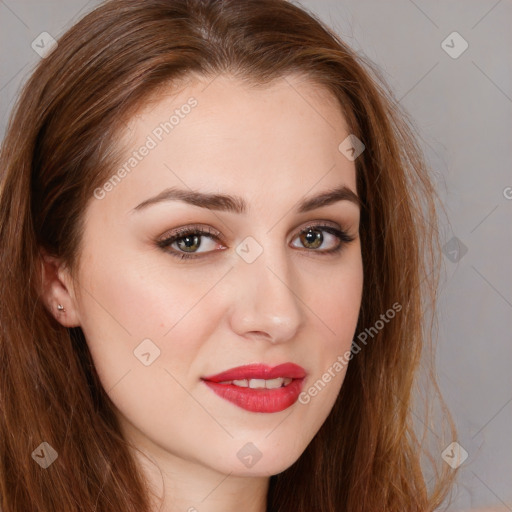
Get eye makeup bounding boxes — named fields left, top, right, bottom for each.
left=156, top=221, right=356, bottom=261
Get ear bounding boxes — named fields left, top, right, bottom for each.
left=39, top=248, right=81, bottom=327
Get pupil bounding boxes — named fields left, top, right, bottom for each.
left=304, top=229, right=322, bottom=248
left=180, top=235, right=199, bottom=252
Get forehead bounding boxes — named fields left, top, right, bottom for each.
left=99, top=74, right=357, bottom=215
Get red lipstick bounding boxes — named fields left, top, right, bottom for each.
left=202, top=363, right=306, bottom=413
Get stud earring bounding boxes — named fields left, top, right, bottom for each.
left=57, top=304, right=66, bottom=312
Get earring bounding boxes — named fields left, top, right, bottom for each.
left=57, top=304, right=66, bottom=312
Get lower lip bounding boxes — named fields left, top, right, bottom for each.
left=202, top=379, right=305, bottom=413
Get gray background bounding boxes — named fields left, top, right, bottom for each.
left=1, top=1, right=511, bottom=510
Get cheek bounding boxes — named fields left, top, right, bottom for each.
left=296, top=252, right=363, bottom=413
left=317, top=277, right=362, bottom=337
left=74, top=261, right=225, bottom=448
left=305, top=252, right=363, bottom=346
left=78, top=259, right=207, bottom=335
left=75, top=249, right=230, bottom=386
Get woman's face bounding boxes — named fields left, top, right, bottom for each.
left=69, top=74, right=363, bottom=478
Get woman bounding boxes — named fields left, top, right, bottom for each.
left=0, top=0, right=457, bottom=510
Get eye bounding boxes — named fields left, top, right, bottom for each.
left=157, top=222, right=355, bottom=260
left=156, top=225, right=225, bottom=260
left=290, top=223, right=355, bottom=254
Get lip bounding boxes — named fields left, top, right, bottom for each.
left=202, top=363, right=306, bottom=382
left=202, top=363, right=306, bottom=413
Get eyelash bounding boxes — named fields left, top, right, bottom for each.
left=156, top=223, right=355, bottom=261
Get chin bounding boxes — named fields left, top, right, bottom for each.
left=215, top=441, right=306, bottom=478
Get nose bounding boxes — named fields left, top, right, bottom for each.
left=227, top=243, right=305, bottom=344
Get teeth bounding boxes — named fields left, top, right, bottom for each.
left=262, top=377, right=288, bottom=389
left=249, top=378, right=266, bottom=389
left=220, top=377, right=293, bottom=389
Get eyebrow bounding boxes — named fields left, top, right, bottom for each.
left=131, top=184, right=360, bottom=214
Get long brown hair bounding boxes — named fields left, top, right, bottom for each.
left=0, top=0, right=457, bottom=510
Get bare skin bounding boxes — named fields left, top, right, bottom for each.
left=41, top=74, right=363, bottom=512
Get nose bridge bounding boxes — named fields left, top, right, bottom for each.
left=228, top=235, right=304, bottom=342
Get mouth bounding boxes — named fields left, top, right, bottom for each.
left=201, top=363, right=306, bottom=413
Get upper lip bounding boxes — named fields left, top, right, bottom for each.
left=202, top=363, right=306, bottom=382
